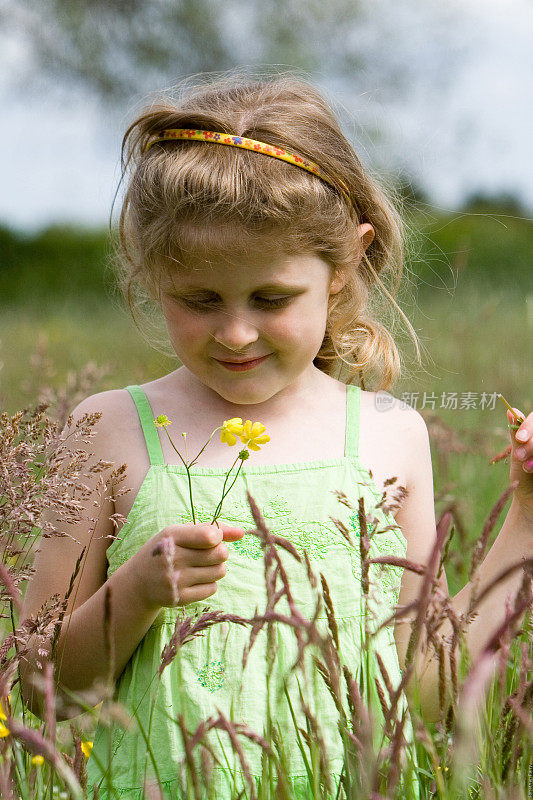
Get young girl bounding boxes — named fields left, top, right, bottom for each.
left=21, top=74, right=533, bottom=799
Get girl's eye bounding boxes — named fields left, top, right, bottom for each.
left=178, top=297, right=216, bottom=310
left=253, top=296, right=292, bottom=309
left=179, top=296, right=292, bottom=311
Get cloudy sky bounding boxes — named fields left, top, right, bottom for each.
left=2, top=0, right=532, bottom=231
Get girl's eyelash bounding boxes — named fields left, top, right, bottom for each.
left=255, top=296, right=293, bottom=308
left=180, top=296, right=292, bottom=310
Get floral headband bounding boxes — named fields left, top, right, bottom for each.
left=144, top=128, right=353, bottom=211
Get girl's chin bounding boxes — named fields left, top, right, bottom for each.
left=212, top=385, right=277, bottom=405
left=207, top=374, right=285, bottom=405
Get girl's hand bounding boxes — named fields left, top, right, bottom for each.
left=128, top=523, right=245, bottom=610
left=507, top=407, right=533, bottom=520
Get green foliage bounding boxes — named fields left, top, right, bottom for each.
left=0, top=225, right=113, bottom=305
left=409, top=206, right=533, bottom=293
left=1, top=206, right=531, bottom=310
left=3, top=0, right=238, bottom=99
left=0, top=274, right=531, bottom=798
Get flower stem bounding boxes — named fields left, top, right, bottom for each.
left=162, top=427, right=188, bottom=467
left=210, top=456, right=245, bottom=525
left=497, top=394, right=525, bottom=424
left=161, top=423, right=249, bottom=527
left=162, top=428, right=196, bottom=523
left=188, top=427, right=222, bottom=467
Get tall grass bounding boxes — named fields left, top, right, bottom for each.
left=1, top=207, right=531, bottom=796
left=2, top=282, right=530, bottom=545
left=0, top=364, right=531, bottom=799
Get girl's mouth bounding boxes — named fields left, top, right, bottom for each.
left=214, top=355, right=270, bottom=372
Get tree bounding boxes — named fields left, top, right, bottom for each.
left=5, top=0, right=370, bottom=100
left=5, top=0, right=237, bottom=98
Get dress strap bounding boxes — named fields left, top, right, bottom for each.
left=344, top=384, right=360, bottom=459
left=124, top=385, right=165, bottom=466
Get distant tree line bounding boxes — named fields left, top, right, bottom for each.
left=1, top=199, right=531, bottom=308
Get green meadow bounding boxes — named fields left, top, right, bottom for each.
left=0, top=205, right=532, bottom=798
left=1, top=206, right=532, bottom=594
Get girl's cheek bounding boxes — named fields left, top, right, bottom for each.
left=165, top=307, right=206, bottom=341
left=178, top=318, right=206, bottom=340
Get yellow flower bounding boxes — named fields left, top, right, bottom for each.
left=0, top=700, right=6, bottom=721
left=31, top=755, right=45, bottom=767
left=240, top=421, right=270, bottom=451
left=0, top=722, right=10, bottom=738
left=81, top=741, right=93, bottom=759
left=220, top=418, right=244, bottom=446
left=154, top=415, right=172, bottom=428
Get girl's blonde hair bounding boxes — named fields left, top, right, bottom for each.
left=116, top=70, right=421, bottom=391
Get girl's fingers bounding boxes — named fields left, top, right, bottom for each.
left=180, top=563, right=228, bottom=585
left=218, top=524, right=246, bottom=541
left=507, top=407, right=525, bottom=428
left=183, top=544, right=229, bottom=566
left=508, top=408, right=533, bottom=468
left=154, top=524, right=242, bottom=554
left=179, top=583, right=219, bottom=605
left=507, top=407, right=528, bottom=437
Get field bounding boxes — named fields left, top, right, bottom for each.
left=1, top=208, right=532, bottom=586
left=2, top=271, right=531, bottom=591
left=0, top=207, right=532, bottom=798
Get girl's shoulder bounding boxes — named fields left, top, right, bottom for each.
left=359, top=387, right=427, bottom=432
left=69, top=388, right=139, bottom=438
left=65, top=388, right=151, bottom=475
left=358, top=388, right=430, bottom=497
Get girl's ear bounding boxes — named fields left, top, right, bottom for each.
left=329, top=222, right=375, bottom=295
left=358, top=222, right=375, bottom=253
left=329, top=269, right=347, bottom=295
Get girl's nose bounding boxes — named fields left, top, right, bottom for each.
left=212, top=315, right=259, bottom=351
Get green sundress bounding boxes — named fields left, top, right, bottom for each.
left=86, top=383, right=420, bottom=799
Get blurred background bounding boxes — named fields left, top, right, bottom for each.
left=1, top=0, right=532, bottom=584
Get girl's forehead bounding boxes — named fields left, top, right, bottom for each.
left=158, top=220, right=331, bottom=289
left=171, top=219, right=286, bottom=257
left=163, top=250, right=327, bottom=289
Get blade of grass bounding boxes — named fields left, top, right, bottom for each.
left=283, top=682, right=313, bottom=785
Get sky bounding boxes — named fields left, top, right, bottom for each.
left=2, top=0, right=532, bottom=231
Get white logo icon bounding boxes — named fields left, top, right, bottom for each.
left=375, top=391, right=395, bottom=412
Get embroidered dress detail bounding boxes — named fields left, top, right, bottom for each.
left=87, top=383, right=420, bottom=799
left=197, top=660, right=227, bottom=693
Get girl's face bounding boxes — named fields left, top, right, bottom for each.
left=159, top=243, right=351, bottom=408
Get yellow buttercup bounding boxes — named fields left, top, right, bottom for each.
left=240, top=420, right=270, bottom=451
left=220, top=418, right=245, bottom=446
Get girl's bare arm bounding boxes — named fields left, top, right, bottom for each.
left=19, top=390, right=153, bottom=717
left=20, top=391, right=243, bottom=720
left=394, top=403, right=533, bottom=723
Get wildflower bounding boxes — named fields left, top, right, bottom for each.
left=0, top=700, right=6, bottom=721
left=0, top=722, right=9, bottom=738
left=220, top=418, right=244, bottom=446
left=154, top=414, right=172, bottom=428
left=31, top=755, right=45, bottom=766
left=240, top=420, right=270, bottom=451
left=81, top=740, right=93, bottom=758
